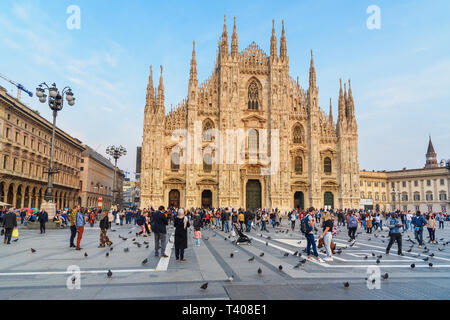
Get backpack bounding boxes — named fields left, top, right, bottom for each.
left=300, top=215, right=313, bottom=234
left=349, top=216, right=358, bottom=228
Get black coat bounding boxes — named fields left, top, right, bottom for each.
left=99, top=215, right=109, bottom=230
left=3, top=212, right=17, bottom=229
left=150, top=211, right=168, bottom=234
left=38, top=211, right=48, bottom=223
left=174, top=217, right=190, bottom=249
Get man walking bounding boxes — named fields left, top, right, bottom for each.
left=412, top=211, right=427, bottom=248
left=301, top=208, right=324, bottom=263
left=38, top=209, right=48, bottom=234
left=437, top=213, right=444, bottom=229
left=347, top=211, right=358, bottom=242
left=386, top=212, right=404, bottom=256
left=3, top=209, right=17, bottom=244
left=69, top=206, right=79, bottom=248
left=151, top=206, right=169, bottom=258
left=223, top=208, right=230, bottom=233
left=75, top=208, right=85, bottom=250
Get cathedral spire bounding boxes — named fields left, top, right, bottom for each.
left=280, top=20, right=287, bottom=61
left=145, top=65, right=154, bottom=110
left=190, top=40, right=197, bottom=81
left=329, top=98, right=334, bottom=124
left=157, top=65, right=164, bottom=110
left=221, top=14, right=228, bottom=57
left=231, top=16, right=238, bottom=58
left=347, top=79, right=355, bottom=119
left=338, top=78, right=346, bottom=123
left=270, top=19, right=277, bottom=59
left=309, top=49, right=316, bottom=88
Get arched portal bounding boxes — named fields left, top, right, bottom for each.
left=201, top=190, right=212, bottom=209
left=324, top=192, right=334, bottom=209
left=246, top=180, right=261, bottom=212
left=168, top=189, right=180, bottom=208
left=16, top=185, right=22, bottom=208
left=7, top=184, right=14, bottom=205
left=0, top=182, right=5, bottom=202
left=294, top=191, right=304, bottom=210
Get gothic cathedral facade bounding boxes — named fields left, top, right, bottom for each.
left=140, top=17, right=360, bottom=211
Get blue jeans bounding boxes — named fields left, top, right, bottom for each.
left=439, top=221, right=444, bottom=229
left=224, top=221, right=230, bottom=233
left=261, top=221, right=267, bottom=231
left=271, top=219, right=276, bottom=228
left=379, top=220, right=383, bottom=231
left=306, top=233, right=319, bottom=257
left=415, top=227, right=423, bottom=245
left=247, top=221, right=252, bottom=232
left=195, top=238, right=200, bottom=246
left=405, top=220, right=410, bottom=231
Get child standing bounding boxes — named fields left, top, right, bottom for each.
left=194, top=227, right=202, bottom=247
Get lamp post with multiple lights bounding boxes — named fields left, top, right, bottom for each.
left=391, top=188, right=401, bottom=212
left=106, top=145, right=127, bottom=208
left=35, top=83, right=75, bottom=216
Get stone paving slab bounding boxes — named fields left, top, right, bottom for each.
left=1, top=220, right=449, bottom=299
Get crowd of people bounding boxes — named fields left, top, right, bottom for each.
left=1, top=205, right=448, bottom=264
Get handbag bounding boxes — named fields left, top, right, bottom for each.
left=318, top=237, right=324, bottom=248
left=12, top=227, right=19, bottom=238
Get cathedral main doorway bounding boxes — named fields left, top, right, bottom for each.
left=168, top=189, right=180, bottom=208
left=201, top=190, right=212, bottom=209
left=324, top=192, right=334, bottom=209
left=246, top=180, right=261, bottom=212
left=294, top=191, right=304, bottom=210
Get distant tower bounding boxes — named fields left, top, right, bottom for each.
left=425, top=135, right=438, bottom=168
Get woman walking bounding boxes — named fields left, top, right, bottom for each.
left=426, top=214, right=436, bottom=244
left=98, top=211, right=113, bottom=247
left=366, top=213, right=373, bottom=234
left=319, top=212, right=334, bottom=261
left=174, top=209, right=190, bottom=262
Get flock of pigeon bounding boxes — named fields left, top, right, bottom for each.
left=27, top=221, right=449, bottom=292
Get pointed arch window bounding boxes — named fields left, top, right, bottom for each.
left=294, top=156, right=303, bottom=174
left=324, top=157, right=332, bottom=174
left=203, top=120, right=214, bottom=142
left=248, top=81, right=259, bottom=110
left=293, top=125, right=304, bottom=144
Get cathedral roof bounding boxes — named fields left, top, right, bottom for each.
left=241, top=42, right=268, bottom=66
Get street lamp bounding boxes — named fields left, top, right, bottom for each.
left=106, top=145, right=127, bottom=208
left=36, top=82, right=75, bottom=216
left=391, top=188, right=401, bottom=212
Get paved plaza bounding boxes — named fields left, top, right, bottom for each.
left=1, top=220, right=449, bottom=300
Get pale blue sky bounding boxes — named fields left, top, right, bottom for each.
left=1, top=0, right=449, bottom=177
